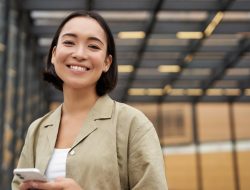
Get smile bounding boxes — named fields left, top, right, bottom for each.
left=67, top=65, right=90, bottom=72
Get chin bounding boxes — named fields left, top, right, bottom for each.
left=64, top=82, right=95, bottom=91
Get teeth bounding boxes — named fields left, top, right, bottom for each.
left=70, top=65, right=87, bottom=71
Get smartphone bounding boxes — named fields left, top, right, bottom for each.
left=13, top=168, right=47, bottom=182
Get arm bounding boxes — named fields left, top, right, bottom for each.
left=11, top=115, right=47, bottom=190
left=12, top=126, right=35, bottom=190
left=128, top=122, right=168, bottom=190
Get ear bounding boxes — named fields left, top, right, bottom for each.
left=51, top=46, right=57, bottom=65
left=103, top=55, right=112, bottom=72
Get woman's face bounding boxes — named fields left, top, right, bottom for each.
left=51, top=16, right=112, bottom=92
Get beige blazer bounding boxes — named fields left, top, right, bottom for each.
left=12, top=95, right=168, bottom=190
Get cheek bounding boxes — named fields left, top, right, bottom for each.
left=90, top=54, right=106, bottom=68
left=54, top=49, right=70, bottom=64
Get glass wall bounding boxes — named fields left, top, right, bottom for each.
left=131, top=102, right=250, bottom=190
left=0, top=0, right=7, bottom=187
left=0, top=0, right=48, bottom=189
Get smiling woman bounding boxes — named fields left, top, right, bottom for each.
left=12, top=11, right=168, bottom=190
left=43, top=11, right=117, bottom=96
left=50, top=16, right=112, bottom=93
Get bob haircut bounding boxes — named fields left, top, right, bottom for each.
left=43, top=11, right=117, bottom=96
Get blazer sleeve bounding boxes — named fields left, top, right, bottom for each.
left=11, top=121, right=37, bottom=190
left=128, top=121, right=168, bottom=190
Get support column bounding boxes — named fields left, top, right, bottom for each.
left=229, top=103, right=240, bottom=190
left=0, top=0, right=9, bottom=187
left=192, top=103, right=203, bottom=190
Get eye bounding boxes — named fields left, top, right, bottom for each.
left=88, top=44, right=100, bottom=50
left=63, top=40, right=75, bottom=46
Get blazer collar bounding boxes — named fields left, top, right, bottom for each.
left=90, top=95, right=114, bottom=120
left=41, top=95, right=114, bottom=151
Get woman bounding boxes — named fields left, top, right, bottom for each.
left=12, top=11, right=168, bottom=190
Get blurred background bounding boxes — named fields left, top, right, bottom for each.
left=0, top=0, right=250, bottom=189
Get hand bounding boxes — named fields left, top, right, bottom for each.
left=19, top=177, right=83, bottom=190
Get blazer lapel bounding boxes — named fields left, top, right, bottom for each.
left=71, top=95, right=114, bottom=149
left=45, top=105, right=62, bottom=152
left=36, top=105, right=62, bottom=174
left=71, top=118, right=97, bottom=149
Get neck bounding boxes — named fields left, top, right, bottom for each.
left=62, top=86, right=99, bottom=116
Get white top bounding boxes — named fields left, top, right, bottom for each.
left=45, top=148, right=70, bottom=181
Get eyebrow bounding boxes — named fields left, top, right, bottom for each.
left=62, top=33, right=77, bottom=38
left=61, top=33, right=104, bottom=45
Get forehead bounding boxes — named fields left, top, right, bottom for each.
left=60, top=16, right=107, bottom=42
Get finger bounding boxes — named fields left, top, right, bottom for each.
left=31, top=181, right=62, bottom=190
left=19, top=181, right=37, bottom=190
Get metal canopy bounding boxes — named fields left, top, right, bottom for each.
left=21, top=0, right=250, bottom=103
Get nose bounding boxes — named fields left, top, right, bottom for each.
left=72, top=45, right=87, bottom=60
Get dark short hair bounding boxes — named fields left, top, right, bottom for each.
left=43, top=11, right=117, bottom=96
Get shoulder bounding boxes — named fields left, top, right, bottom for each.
left=25, top=112, right=51, bottom=136
left=26, top=105, right=62, bottom=136
left=114, top=101, right=151, bottom=125
left=113, top=101, right=162, bottom=158
left=113, top=101, right=155, bottom=139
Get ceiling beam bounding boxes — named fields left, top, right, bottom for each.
left=196, top=38, right=250, bottom=102
left=86, top=0, right=93, bottom=11
left=22, top=0, right=87, bottom=10
left=158, top=0, right=236, bottom=103
left=121, top=0, right=164, bottom=102
left=31, top=22, right=250, bottom=38
left=161, top=0, right=249, bottom=11
left=230, top=78, right=250, bottom=102
left=202, top=38, right=250, bottom=90
left=22, top=0, right=151, bottom=11
left=31, top=26, right=57, bottom=36
left=23, top=0, right=250, bottom=11
left=162, top=0, right=219, bottom=11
